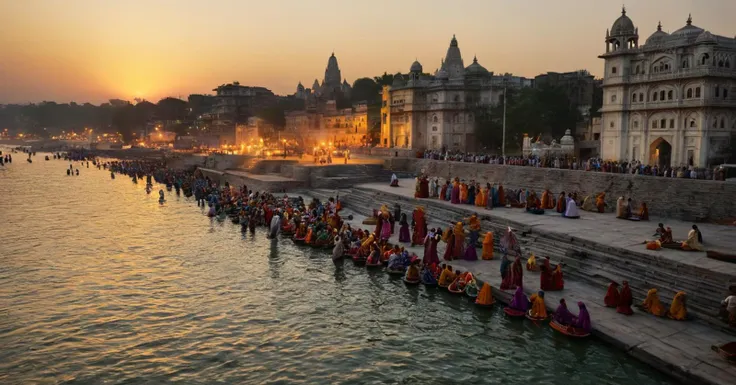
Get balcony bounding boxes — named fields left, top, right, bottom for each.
left=603, top=67, right=736, bottom=86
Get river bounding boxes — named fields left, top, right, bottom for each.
left=0, top=152, right=675, bottom=384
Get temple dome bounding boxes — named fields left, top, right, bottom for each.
left=671, top=15, right=703, bottom=38
left=645, top=22, right=668, bottom=45
left=436, top=67, right=449, bottom=80
left=392, top=73, right=405, bottom=87
left=410, top=60, right=423, bottom=73
left=465, top=56, right=489, bottom=76
left=560, top=129, right=575, bottom=147
left=611, top=8, right=635, bottom=36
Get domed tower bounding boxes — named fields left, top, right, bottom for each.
left=645, top=22, right=669, bottom=46
left=409, top=59, right=423, bottom=81
left=324, top=52, right=342, bottom=90
left=606, top=7, right=638, bottom=53
left=444, top=35, right=465, bottom=80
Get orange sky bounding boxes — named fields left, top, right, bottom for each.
left=0, top=0, right=733, bottom=104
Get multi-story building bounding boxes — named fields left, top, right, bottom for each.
left=235, top=117, right=274, bottom=148
left=285, top=101, right=375, bottom=148
left=379, top=35, right=532, bottom=151
left=599, top=8, right=736, bottom=167
left=206, top=82, right=276, bottom=145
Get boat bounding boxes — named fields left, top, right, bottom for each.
left=475, top=299, right=495, bottom=308
left=292, top=237, right=306, bottom=245
left=366, top=260, right=383, bottom=268
left=503, top=307, right=526, bottom=317
left=447, top=284, right=464, bottom=294
left=711, top=342, right=736, bottom=362
left=465, top=283, right=479, bottom=298
left=706, top=250, right=736, bottom=264
left=525, top=310, right=549, bottom=322
left=386, top=267, right=405, bottom=276
left=352, top=254, right=367, bottom=266
left=403, top=276, right=420, bottom=285
left=550, top=320, right=590, bottom=338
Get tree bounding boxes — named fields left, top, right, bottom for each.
left=351, top=77, right=381, bottom=105
left=257, top=106, right=285, bottom=130
left=373, top=72, right=394, bottom=87
left=156, top=97, right=187, bottom=122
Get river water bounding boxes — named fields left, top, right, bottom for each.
left=0, top=153, right=675, bottom=385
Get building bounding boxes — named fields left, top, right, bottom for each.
left=235, top=117, right=274, bottom=148
left=285, top=101, right=375, bottom=148
left=205, top=82, right=276, bottom=145
left=294, top=53, right=352, bottom=104
left=599, top=8, right=736, bottom=167
left=379, top=35, right=531, bottom=151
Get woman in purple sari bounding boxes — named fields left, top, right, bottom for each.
left=509, top=287, right=529, bottom=311
left=463, top=237, right=478, bottom=261
left=450, top=179, right=460, bottom=204
left=575, top=302, right=592, bottom=333
left=553, top=298, right=576, bottom=326
left=398, top=213, right=411, bottom=243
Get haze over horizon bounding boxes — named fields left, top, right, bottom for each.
left=1, top=0, right=732, bottom=105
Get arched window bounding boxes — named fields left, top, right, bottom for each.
left=682, top=59, right=689, bottom=69
left=720, top=119, right=725, bottom=129
left=687, top=88, right=693, bottom=98
left=695, top=87, right=701, bottom=98
left=653, top=92, right=658, bottom=101
left=611, top=94, right=617, bottom=103
left=669, top=119, right=674, bottom=128
left=660, top=119, right=666, bottom=128
left=668, top=90, right=673, bottom=100
left=726, top=60, right=731, bottom=68
left=633, top=120, right=639, bottom=128
left=639, top=93, right=644, bottom=101
left=612, top=66, right=618, bottom=74
left=690, top=120, right=696, bottom=128
left=432, top=115, right=438, bottom=123
left=701, top=54, right=710, bottom=65
left=724, top=89, right=729, bottom=99
left=632, top=93, right=637, bottom=102
left=716, top=86, right=720, bottom=97
left=664, top=64, right=669, bottom=71
left=660, top=90, right=665, bottom=100
left=719, top=61, right=724, bottom=68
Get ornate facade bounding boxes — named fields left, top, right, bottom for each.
left=379, top=35, right=525, bottom=151
left=285, top=101, right=374, bottom=148
left=599, top=8, right=736, bottom=167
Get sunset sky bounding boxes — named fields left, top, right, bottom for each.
left=1, top=0, right=733, bottom=104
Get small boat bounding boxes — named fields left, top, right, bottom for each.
left=550, top=320, right=590, bottom=338
left=526, top=310, right=549, bottom=322
left=711, top=342, right=736, bottom=362
left=292, top=237, right=306, bottom=245
left=707, top=250, right=736, bottom=264
left=366, top=260, right=383, bottom=268
left=475, top=300, right=495, bottom=308
left=352, top=254, right=367, bottom=266
left=403, top=276, right=420, bottom=285
left=465, top=283, right=479, bottom=298
left=438, top=281, right=450, bottom=289
left=503, top=307, right=526, bottom=317
left=447, top=285, right=464, bottom=294
left=386, top=267, right=405, bottom=276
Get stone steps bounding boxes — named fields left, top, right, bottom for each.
left=336, top=187, right=735, bottom=332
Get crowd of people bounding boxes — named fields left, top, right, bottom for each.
left=420, top=150, right=726, bottom=181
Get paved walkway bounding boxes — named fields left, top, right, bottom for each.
left=357, top=180, right=736, bottom=277
left=327, top=188, right=736, bottom=385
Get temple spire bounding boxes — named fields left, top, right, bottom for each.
left=657, top=21, right=662, bottom=31
left=687, top=14, right=692, bottom=25
left=621, top=5, right=626, bottom=15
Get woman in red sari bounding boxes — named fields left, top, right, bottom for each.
left=550, top=264, right=564, bottom=290
left=540, top=257, right=553, bottom=291
left=510, top=256, right=523, bottom=289
left=442, top=227, right=455, bottom=261
left=604, top=281, right=620, bottom=307
left=616, top=280, right=634, bottom=315
left=411, top=207, right=427, bottom=246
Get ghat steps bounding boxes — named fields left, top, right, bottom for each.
left=309, top=186, right=735, bottom=333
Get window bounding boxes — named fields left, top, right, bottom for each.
left=611, top=94, right=617, bottom=103
left=660, top=119, right=666, bottom=129
left=690, top=120, right=696, bottom=128
left=612, top=66, right=617, bottom=74
left=632, top=93, right=637, bottom=102
left=610, top=121, right=614, bottom=128
left=660, top=90, right=665, bottom=100
left=633, top=120, right=639, bottom=128
left=701, top=54, right=710, bottom=65
left=640, top=93, right=644, bottom=101
left=652, top=120, right=658, bottom=128
left=635, top=65, right=640, bottom=74
left=653, top=92, right=658, bottom=101
left=593, top=133, right=600, bottom=140
left=726, top=60, right=731, bottom=68
left=724, top=89, right=729, bottom=99
left=432, top=126, right=438, bottom=132
left=670, top=119, right=674, bottom=128
left=719, top=61, right=724, bottom=68
left=721, top=119, right=725, bottom=129
left=695, top=87, right=701, bottom=97
left=668, top=90, right=673, bottom=100
left=453, top=95, right=460, bottom=102
left=716, top=86, right=720, bottom=97
left=432, top=115, right=438, bottom=123
left=682, top=59, right=689, bottom=69
left=687, top=88, right=693, bottom=98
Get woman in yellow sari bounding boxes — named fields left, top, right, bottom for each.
left=452, top=222, right=465, bottom=258
left=475, top=282, right=495, bottom=306
left=474, top=184, right=485, bottom=207
left=481, top=232, right=494, bottom=260
left=529, top=291, right=548, bottom=318
left=526, top=253, right=538, bottom=271
left=668, top=291, right=687, bottom=320
left=642, top=288, right=667, bottom=317
left=438, top=265, right=456, bottom=287
left=460, top=182, right=469, bottom=203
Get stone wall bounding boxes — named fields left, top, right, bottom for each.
left=385, top=158, right=736, bottom=222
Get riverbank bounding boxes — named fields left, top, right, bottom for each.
left=314, top=182, right=736, bottom=385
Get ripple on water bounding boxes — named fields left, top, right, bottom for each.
left=0, top=156, right=676, bottom=385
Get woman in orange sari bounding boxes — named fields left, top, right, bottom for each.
left=642, top=288, right=667, bottom=317
left=639, top=202, right=649, bottom=221
left=482, top=184, right=491, bottom=207
left=474, top=183, right=485, bottom=207
left=459, top=182, right=469, bottom=204
left=556, top=192, right=566, bottom=214
left=541, top=189, right=551, bottom=210
left=595, top=192, right=606, bottom=213
left=411, top=206, right=427, bottom=246
left=452, top=222, right=465, bottom=259
left=481, top=232, right=494, bottom=260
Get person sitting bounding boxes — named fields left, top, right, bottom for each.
left=526, top=253, right=538, bottom=271
left=551, top=264, right=565, bottom=290
left=437, top=265, right=456, bottom=287
left=528, top=291, right=548, bottom=319
left=475, top=282, right=495, bottom=306
left=553, top=298, right=576, bottom=326
left=641, top=288, right=667, bottom=317
left=616, top=280, right=634, bottom=315
left=420, top=265, right=438, bottom=285
left=667, top=291, right=687, bottom=320
left=681, top=225, right=704, bottom=251
left=604, top=281, right=620, bottom=308
left=449, top=271, right=471, bottom=292
left=556, top=191, right=567, bottom=214
left=508, top=287, right=529, bottom=312
left=525, top=191, right=545, bottom=214
left=615, top=196, right=626, bottom=219
left=574, top=302, right=592, bottom=334
left=366, top=244, right=381, bottom=265
left=721, top=288, right=736, bottom=327
left=390, top=173, right=399, bottom=187
left=563, top=194, right=580, bottom=219
left=405, top=260, right=420, bottom=281
left=595, top=192, right=606, bottom=213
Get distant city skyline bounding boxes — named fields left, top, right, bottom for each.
left=1, top=0, right=733, bottom=104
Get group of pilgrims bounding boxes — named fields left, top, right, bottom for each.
left=391, top=174, right=709, bottom=253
